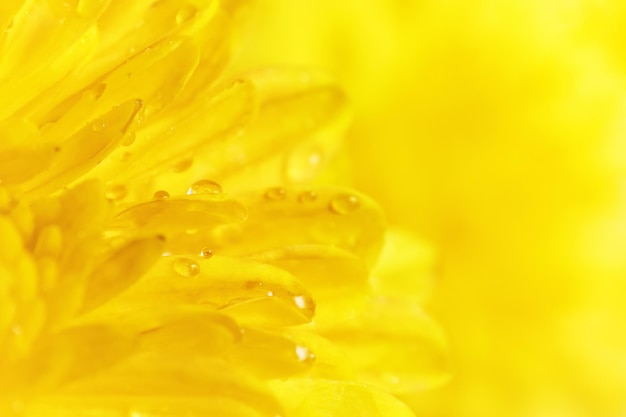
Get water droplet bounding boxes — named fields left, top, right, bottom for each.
left=105, top=184, right=127, bottom=201
left=293, top=295, right=307, bottom=309
left=120, top=151, right=132, bottom=162
left=90, top=83, right=107, bottom=101
left=176, top=5, right=198, bottom=25
left=267, top=290, right=274, bottom=297
left=264, top=187, right=286, bottom=200
left=295, top=345, right=316, bottom=363
left=121, top=132, right=135, bottom=147
left=92, top=119, right=106, bottom=131
left=200, top=247, right=213, bottom=258
left=171, top=158, right=193, bottom=173
left=187, top=179, right=222, bottom=195
left=153, top=190, right=170, bottom=200
left=329, top=193, right=360, bottom=215
left=172, top=257, right=200, bottom=277
left=297, top=190, right=318, bottom=203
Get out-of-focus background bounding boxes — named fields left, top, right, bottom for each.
left=231, top=2, right=626, bottom=416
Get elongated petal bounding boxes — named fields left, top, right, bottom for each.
left=0, top=325, right=135, bottom=397
left=203, top=186, right=385, bottom=268
left=91, top=255, right=315, bottom=327
left=270, top=378, right=416, bottom=417
left=81, top=235, right=165, bottom=313
left=23, top=99, right=143, bottom=195
left=320, top=297, right=450, bottom=394
left=41, top=357, right=284, bottom=417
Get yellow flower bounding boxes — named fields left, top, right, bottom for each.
left=0, top=1, right=446, bottom=416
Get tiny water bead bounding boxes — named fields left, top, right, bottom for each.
left=172, top=257, right=200, bottom=277
left=295, top=345, right=316, bottom=364
left=293, top=295, right=308, bottom=309
left=297, top=190, right=318, bottom=203
left=329, top=193, right=360, bottom=215
left=121, top=131, right=135, bottom=146
left=264, top=187, right=286, bottom=200
left=152, top=190, right=170, bottom=200
left=90, top=83, right=107, bottom=101
left=105, top=184, right=127, bottom=201
left=187, top=179, right=222, bottom=195
left=200, top=247, right=213, bottom=258
left=91, top=119, right=106, bottom=131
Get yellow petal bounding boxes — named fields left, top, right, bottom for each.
left=246, top=244, right=370, bottom=324
left=230, top=326, right=315, bottom=379
left=270, top=378, right=416, bottom=417
left=371, top=228, right=438, bottom=304
left=209, top=186, right=385, bottom=269
left=320, top=297, right=450, bottom=394
left=43, top=357, right=284, bottom=417
left=81, top=234, right=165, bottom=314
left=23, top=99, right=143, bottom=195
left=218, top=68, right=351, bottom=191
left=1, top=324, right=135, bottom=397
left=92, top=255, right=315, bottom=327
left=108, top=77, right=257, bottom=199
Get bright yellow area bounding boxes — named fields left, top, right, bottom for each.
left=232, top=1, right=626, bottom=416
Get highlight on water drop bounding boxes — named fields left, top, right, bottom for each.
left=153, top=190, right=170, bottom=200
left=105, top=184, right=127, bottom=201
left=295, top=345, right=316, bottom=364
left=172, top=257, right=200, bottom=277
left=329, top=193, right=360, bottom=215
left=187, top=179, right=223, bottom=195
left=297, top=190, right=318, bottom=204
left=200, top=247, right=213, bottom=258
left=264, top=186, right=286, bottom=200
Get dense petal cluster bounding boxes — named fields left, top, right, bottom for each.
left=0, top=1, right=446, bottom=416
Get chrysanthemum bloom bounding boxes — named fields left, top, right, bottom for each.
left=0, top=1, right=447, bottom=416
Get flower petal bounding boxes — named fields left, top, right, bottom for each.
left=37, top=357, right=284, bottom=417
left=90, top=255, right=315, bottom=327
left=270, top=378, right=416, bottom=417
left=320, top=297, right=450, bottom=394
left=81, top=234, right=165, bottom=314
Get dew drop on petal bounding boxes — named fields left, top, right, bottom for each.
left=199, top=247, right=213, bottom=258
left=153, top=190, right=170, bottom=200
left=172, top=257, right=200, bottom=277
left=297, top=190, right=318, bottom=204
left=293, top=295, right=308, bottom=309
left=329, top=193, right=360, bottom=215
left=264, top=187, right=286, bottom=200
left=91, top=119, right=106, bottom=131
left=105, top=184, right=127, bottom=201
left=90, top=83, right=107, bottom=101
left=295, top=345, right=316, bottom=364
left=121, top=132, right=136, bottom=147
left=187, top=179, right=222, bottom=195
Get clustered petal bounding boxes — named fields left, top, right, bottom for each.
left=0, top=1, right=446, bottom=416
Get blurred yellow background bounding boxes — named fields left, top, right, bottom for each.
left=231, top=1, right=626, bottom=416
